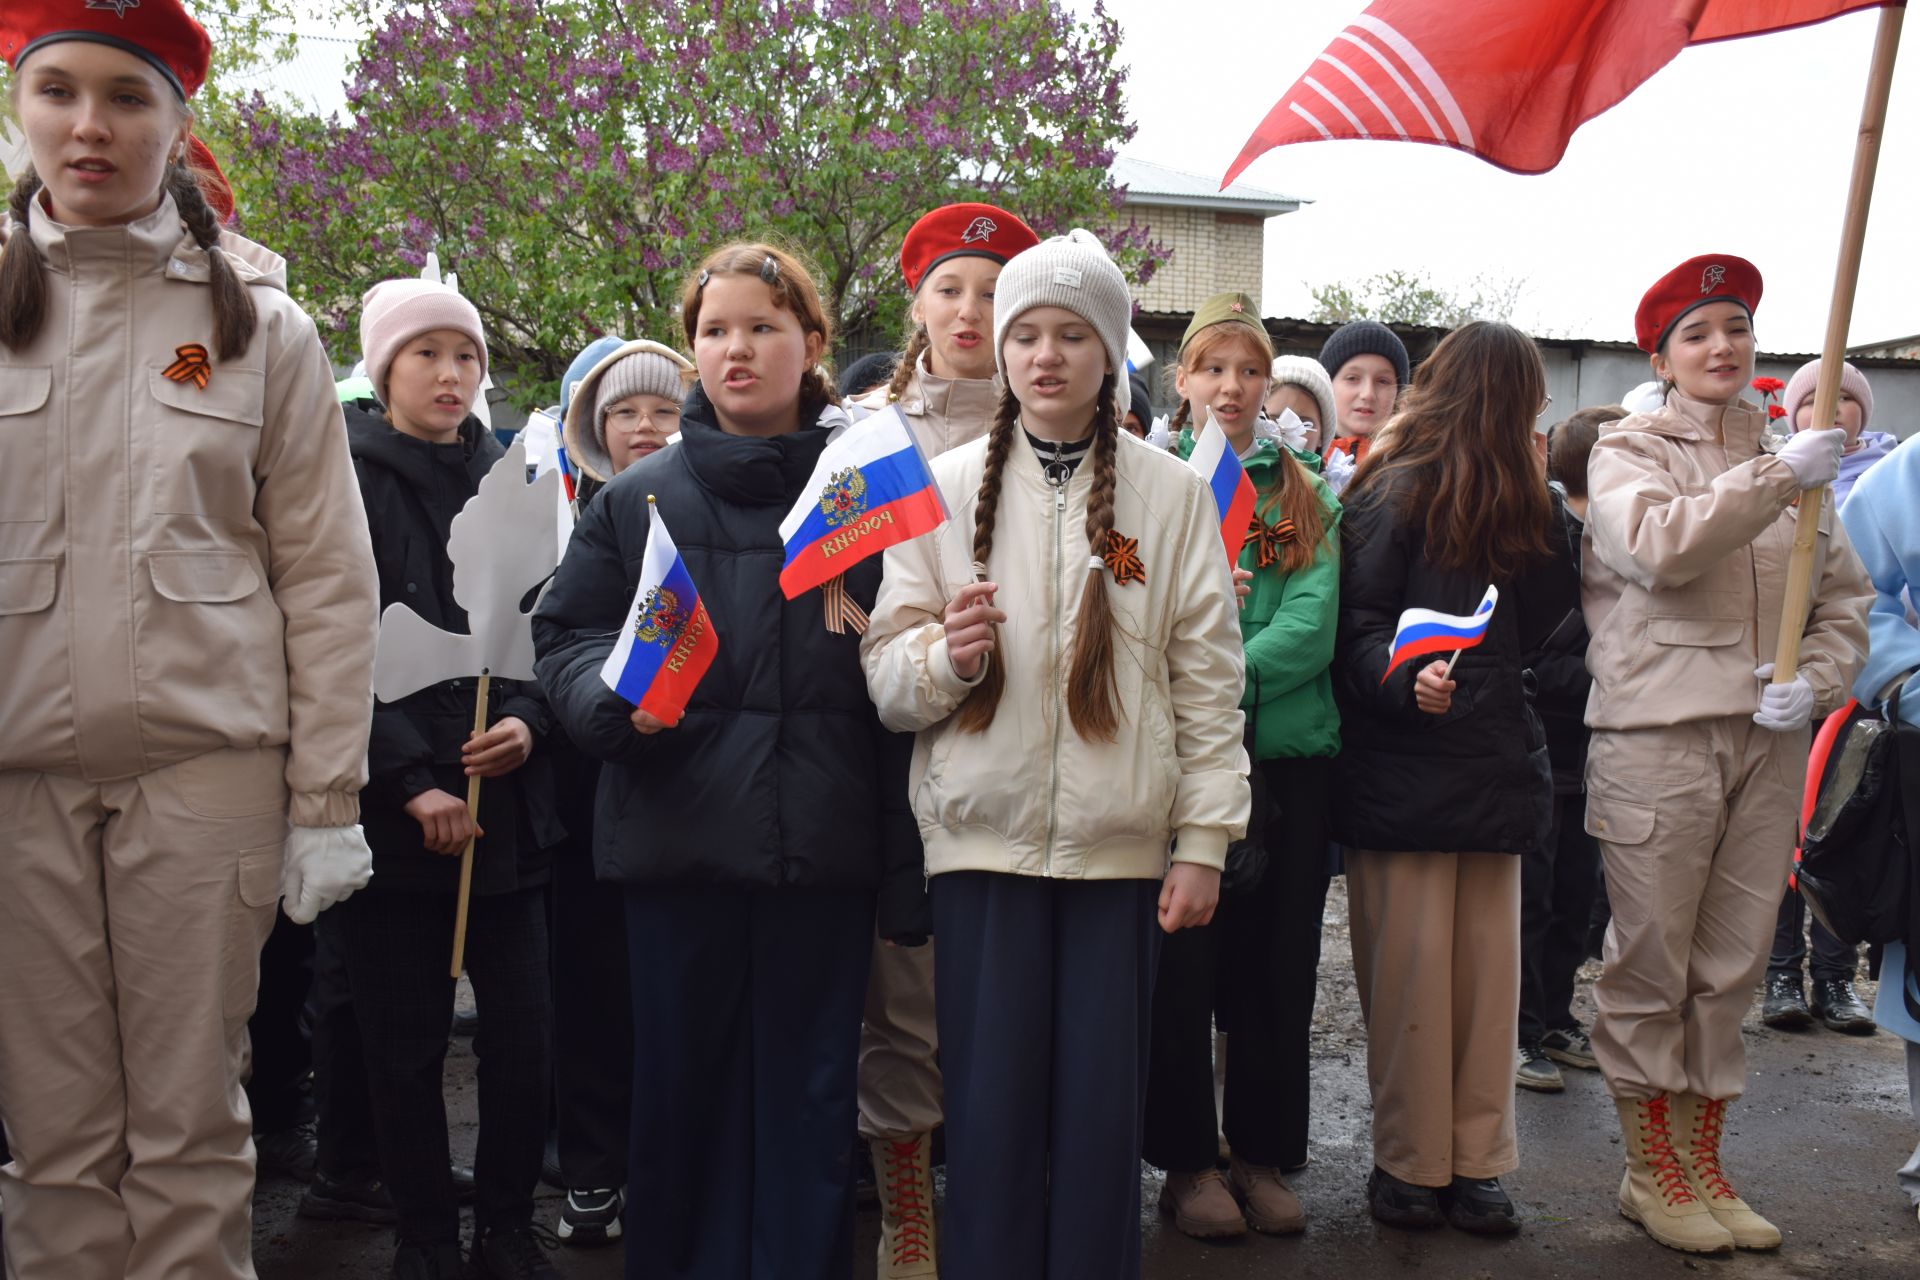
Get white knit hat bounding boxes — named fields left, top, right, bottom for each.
left=1269, top=355, right=1337, bottom=438
left=992, top=228, right=1134, bottom=416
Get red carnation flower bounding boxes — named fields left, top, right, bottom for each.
left=1768, top=404, right=1787, bottom=420
left=1751, top=376, right=1786, bottom=395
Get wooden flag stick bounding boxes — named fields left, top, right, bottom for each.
left=1774, top=2, right=1902, bottom=684
left=449, top=670, right=490, bottom=978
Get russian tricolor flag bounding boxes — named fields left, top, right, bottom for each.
left=1186, top=411, right=1258, bottom=564
left=778, top=407, right=949, bottom=599
left=1381, top=585, right=1500, bottom=684
left=600, top=498, right=718, bottom=721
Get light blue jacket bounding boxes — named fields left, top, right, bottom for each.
left=1839, top=432, right=1920, bottom=724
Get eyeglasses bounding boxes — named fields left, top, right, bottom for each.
left=1538, top=394, right=1554, bottom=418
left=608, top=406, right=680, bottom=428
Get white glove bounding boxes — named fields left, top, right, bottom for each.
left=1324, top=446, right=1356, bottom=495
left=1775, top=427, right=1844, bottom=489
left=281, top=824, right=374, bottom=924
left=1752, top=663, right=1815, bottom=733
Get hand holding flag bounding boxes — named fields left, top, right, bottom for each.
left=601, top=497, right=718, bottom=724
left=1186, top=409, right=1259, bottom=565
left=1382, top=584, right=1499, bottom=685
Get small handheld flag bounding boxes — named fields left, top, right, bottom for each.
left=600, top=497, right=718, bottom=721
left=778, top=406, right=949, bottom=599
left=1186, top=409, right=1258, bottom=565
left=1382, top=584, right=1499, bottom=684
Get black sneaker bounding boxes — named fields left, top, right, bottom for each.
left=1811, top=978, right=1876, bottom=1034
left=1540, top=1025, right=1598, bottom=1071
left=1437, top=1176, right=1521, bottom=1236
left=1760, top=973, right=1813, bottom=1030
left=300, top=1169, right=398, bottom=1224
left=1515, top=1041, right=1564, bottom=1093
left=557, top=1188, right=623, bottom=1247
left=254, top=1123, right=318, bottom=1181
left=1366, top=1166, right=1445, bottom=1230
left=391, top=1242, right=465, bottom=1279
left=471, top=1224, right=563, bottom=1279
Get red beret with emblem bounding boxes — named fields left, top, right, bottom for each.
left=2, top=0, right=212, bottom=100
left=900, top=202, right=1040, bottom=294
left=1635, top=254, right=1763, bottom=354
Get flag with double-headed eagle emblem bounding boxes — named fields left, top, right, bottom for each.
left=777, top=406, right=949, bottom=599
left=601, top=497, right=717, bottom=720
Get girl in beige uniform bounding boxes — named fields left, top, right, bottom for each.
left=1582, top=254, right=1869, bottom=1255
left=0, top=5, right=378, bottom=1277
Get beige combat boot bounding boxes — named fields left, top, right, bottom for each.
left=1613, top=1093, right=1734, bottom=1254
left=1674, top=1092, right=1781, bottom=1250
left=1159, top=1168, right=1247, bottom=1238
left=871, top=1134, right=938, bottom=1278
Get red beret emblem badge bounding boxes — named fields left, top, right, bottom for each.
left=1700, top=264, right=1726, bottom=294
left=961, top=217, right=997, bottom=244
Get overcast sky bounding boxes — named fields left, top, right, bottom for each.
left=1079, top=0, right=1918, bottom=353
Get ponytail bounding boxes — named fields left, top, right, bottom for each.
left=0, top=169, right=49, bottom=352
left=167, top=163, right=256, bottom=360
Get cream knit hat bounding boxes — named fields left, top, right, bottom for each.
left=992, top=228, right=1134, bottom=416
left=1269, top=355, right=1337, bottom=437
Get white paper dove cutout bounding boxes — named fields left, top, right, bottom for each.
left=373, top=440, right=562, bottom=701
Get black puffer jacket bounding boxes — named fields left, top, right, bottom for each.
left=1522, top=493, right=1592, bottom=795
left=1330, top=471, right=1574, bottom=855
left=347, top=401, right=562, bottom=895
left=532, top=386, right=927, bottom=940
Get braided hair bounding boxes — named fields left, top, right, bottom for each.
left=0, top=169, right=48, bottom=353
left=884, top=326, right=932, bottom=403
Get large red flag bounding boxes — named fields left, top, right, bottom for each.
left=1223, top=0, right=1895, bottom=183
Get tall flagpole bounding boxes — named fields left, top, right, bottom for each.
left=1774, top=2, right=1903, bottom=683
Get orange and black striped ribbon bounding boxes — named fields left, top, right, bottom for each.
left=163, top=343, right=212, bottom=389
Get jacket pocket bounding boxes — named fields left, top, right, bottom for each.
left=0, top=556, right=57, bottom=615
left=0, top=364, right=51, bottom=523
left=148, top=365, right=265, bottom=522
left=1646, top=616, right=1743, bottom=647
left=148, top=549, right=262, bottom=603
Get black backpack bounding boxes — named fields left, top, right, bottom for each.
left=1796, top=686, right=1920, bottom=957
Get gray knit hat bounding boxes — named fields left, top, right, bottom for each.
left=562, top=339, right=695, bottom=482
left=1269, top=355, right=1337, bottom=437
left=595, top=350, right=688, bottom=433
left=992, top=228, right=1134, bottom=416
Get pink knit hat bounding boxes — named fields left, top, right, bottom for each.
left=359, top=279, right=488, bottom=404
left=1782, top=358, right=1872, bottom=430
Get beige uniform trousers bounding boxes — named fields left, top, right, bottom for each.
left=1586, top=716, right=1806, bottom=1102
left=856, top=930, right=943, bottom=1141
left=0, top=747, right=286, bottom=1280
left=1347, top=850, right=1521, bottom=1186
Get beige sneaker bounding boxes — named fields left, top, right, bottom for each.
left=1673, top=1093, right=1781, bottom=1250
left=1158, top=1168, right=1247, bottom=1238
left=870, top=1134, right=937, bottom=1278
left=1613, top=1094, right=1733, bottom=1254
left=1227, top=1155, right=1305, bottom=1234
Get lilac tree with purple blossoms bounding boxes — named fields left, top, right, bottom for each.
left=204, top=0, right=1165, bottom=402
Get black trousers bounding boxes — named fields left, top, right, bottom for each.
left=1143, top=756, right=1330, bottom=1173
left=1768, top=883, right=1858, bottom=982
left=623, top=885, right=873, bottom=1280
left=549, top=838, right=631, bottom=1191
left=1518, top=790, right=1603, bottom=1044
left=245, top=911, right=315, bottom=1134
left=310, top=905, right=379, bottom=1179
left=331, top=886, right=551, bottom=1248
left=933, top=871, right=1162, bottom=1280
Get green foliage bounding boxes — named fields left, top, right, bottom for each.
left=1309, top=268, right=1523, bottom=329
left=196, top=0, right=1163, bottom=407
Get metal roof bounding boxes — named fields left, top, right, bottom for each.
left=1110, top=155, right=1306, bottom=217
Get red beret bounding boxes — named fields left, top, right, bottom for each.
left=900, top=203, right=1039, bottom=294
left=2, top=0, right=212, bottom=100
left=1635, top=254, right=1763, bottom=354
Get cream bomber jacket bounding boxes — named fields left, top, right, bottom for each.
left=862, top=429, right=1251, bottom=880
left=0, top=195, right=379, bottom=826
left=1582, top=390, right=1871, bottom=731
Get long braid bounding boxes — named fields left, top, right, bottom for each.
left=168, top=164, right=257, bottom=360
left=1065, top=376, right=1121, bottom=741
left=1168, top=398, right=1191, bottom=439
left=953, top=387, right=1020, bottom=735
left=885, top=327, right=931, bottom=403
left=0, top=168, right=50, bottom=352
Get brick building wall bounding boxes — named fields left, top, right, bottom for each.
left=1120, top=206, right=1267, bottom=315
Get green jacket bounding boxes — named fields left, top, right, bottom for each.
left=1176, top=429, right=1342, bottom=761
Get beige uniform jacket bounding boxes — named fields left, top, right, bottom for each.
left=848, top=352, right=1003, bottom=457
left=0, top=195, right=379, bottom=827
left=1581, top=390, right=1870, bottom=731
left=862, top=430, right=1251, bottom=880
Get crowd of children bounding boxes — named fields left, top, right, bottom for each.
left=4, top=5, right=1920, bottom=1280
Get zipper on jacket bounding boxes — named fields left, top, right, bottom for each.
left=1044, top=478, right=1067, bottom=876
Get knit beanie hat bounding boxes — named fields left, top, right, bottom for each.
left=1269, top=355, right=1337, bottom=436
left=1782, top=358, right=1873, bottom=430
left=360, top=279, right=487, bottom=405
left=838, top=351, right=899, bottom=398
left=1126, top=372, right=1153, bottom=423
left=992, top=228, right=1135, bottom=416
left=562, top=339, right=696, bottom=482
left=1318, top=320, right=1409, bottom=387
left=1181, top=292, right=1270, bottom=358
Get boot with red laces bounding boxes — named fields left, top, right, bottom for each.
left=869, top=1133, right=937, bottom=1278
left=1674, top=1093, right=1781, bottom=1249
left=1612, top=1093, right=1733, bottom=1254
